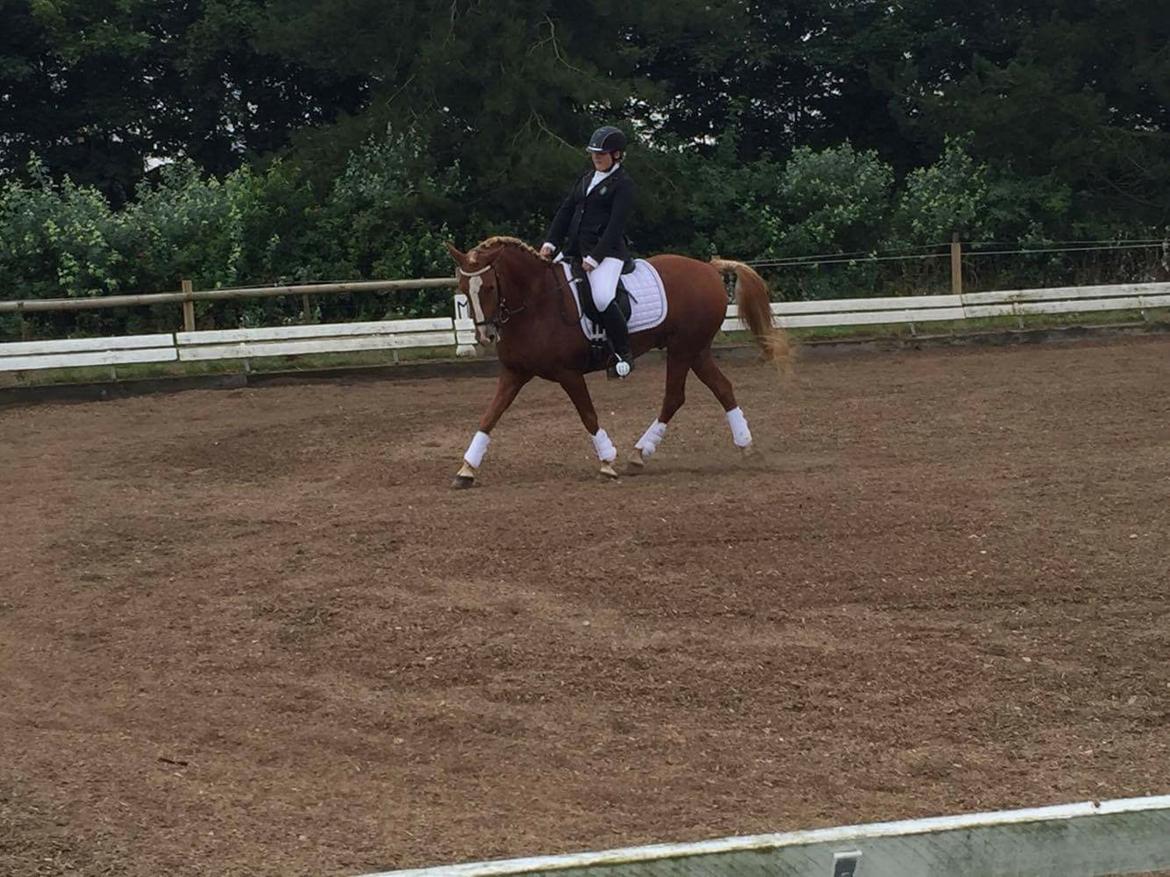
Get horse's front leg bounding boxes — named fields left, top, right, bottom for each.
left=453, top=367, right=532, bottom=489
left=557, top=371, right=619, bottom=480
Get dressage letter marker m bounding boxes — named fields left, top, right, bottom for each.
left=453, top=293, right=478, bottom=357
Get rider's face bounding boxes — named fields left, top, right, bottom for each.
left=590, top=150, right=617, bottom=172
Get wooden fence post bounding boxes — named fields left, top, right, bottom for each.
left=950, top=234, right=963, bottom=296
left=181, top=279, right=195, bottom=332
left=301, top=293, right=314, bottom=323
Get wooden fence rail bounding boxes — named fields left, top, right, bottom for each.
left=0, top=277, right=458, bottom=315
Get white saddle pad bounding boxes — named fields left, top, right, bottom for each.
left=560, top=259, right=668, bottom=341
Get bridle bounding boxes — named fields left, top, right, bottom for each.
left=457, top=261, right=527, bottom=332
left=458, top=250, right=583, bottom=338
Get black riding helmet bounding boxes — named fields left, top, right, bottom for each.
left=587, top=125, right=627, bottom=154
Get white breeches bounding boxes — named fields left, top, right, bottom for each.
left=587, top=257, right=623, bottom=311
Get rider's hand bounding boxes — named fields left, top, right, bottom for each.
left=582, top=259, right=596, bottom=273
left=539, top=243, right=555, bottom=259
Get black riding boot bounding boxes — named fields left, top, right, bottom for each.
left=600, top=300, right=633, bottom=378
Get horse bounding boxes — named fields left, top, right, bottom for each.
left=445, top=236, right=789, bottom=487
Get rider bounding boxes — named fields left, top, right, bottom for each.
left=540, top=125, right=636, bottom=377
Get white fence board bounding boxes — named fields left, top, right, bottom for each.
left=175, top=318, right=452, bottom=345
left=720, top=307, right=967, bottom=334
left=962, top=303, right=1022, bottom=319
left=0, top=346, right=177, bottom=372
left=776, top=307, right=966, bottom=329
left=964, top=298, right=1150, bottom=319
left=0, top=333, right=174, bottom=357
left=961, top=282, right=1170, bottom=306
left=771, top=294, right=962, bottom=315
left=1015, top=297, right=1146, bottom=316
left=366, top=795, right=1170, bottom=877
left=176, top=331, right=454, bottom=362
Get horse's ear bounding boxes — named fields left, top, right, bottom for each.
left=446, top=242, right=469, bottom=268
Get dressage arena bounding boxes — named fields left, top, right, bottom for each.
left=2, top=335, right=1169, bottom=876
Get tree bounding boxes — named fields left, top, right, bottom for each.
left=0, top=0, right=366, bottom=201
left=890, top=0, right=1170, bottom=229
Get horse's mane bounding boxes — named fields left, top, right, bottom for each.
left=469, top=235, right=541, bottom=264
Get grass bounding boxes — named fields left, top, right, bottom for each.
left=4, top=309, right=1169, bottom=390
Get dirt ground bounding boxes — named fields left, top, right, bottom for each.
left=2, top=336, right=1169, bottom=876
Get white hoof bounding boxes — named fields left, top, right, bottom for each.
left=599, top=462, right=619, bottom=479
left=626, top=449, right=646, bottom=473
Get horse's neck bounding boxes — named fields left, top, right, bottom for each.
left=497, top=255, right=557, bottom=315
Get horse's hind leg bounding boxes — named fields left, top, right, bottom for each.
left=628, top=350, right=692, bottom=471
left=692, top=347, right=754, bottom=455
left=557, top=371, right=620, bottom=479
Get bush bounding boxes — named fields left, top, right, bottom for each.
left=767, top=143, right=894, bottom=258
left=1, top=135, right=468, bottom=339
left=889, top=137, right=990, bottom=246
left=757, top=144, right=894, bottom=299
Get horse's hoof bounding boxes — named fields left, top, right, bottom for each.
left=626, top=449, right=646, bottom=473
left=452, top=462, right=478, bottom=489
left=599, top=462, right=619, bottom=480
left=740, top=444, right=756, bottom=459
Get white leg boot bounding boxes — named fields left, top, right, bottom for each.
left=592, top=428, right=619, bottom=479
left=725, top=407, right=753, bottom=455
left=453, top=430, right=490, bottom=489
left=630, top=419, right=668, bottom=469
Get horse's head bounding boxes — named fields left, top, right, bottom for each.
left=447, top=237, right=545, bottom=345
left=447, top=242, right=506, bottom=344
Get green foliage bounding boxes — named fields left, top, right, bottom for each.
left=767, top=143, right=894, bottom=258
left=2, top=0, right=1168, bottom=337
left=890, top=137, right=989, bottom=246
left=0, top=158, right=123, bottom=300
left=0, top=0, right=363, bottom=199
left=317, top=132, right=463, bottom=275
left=0, top=142, right=466, bottom=338
left=303, top=132, right=465, bottom=319
left=672, top=124, right=784, bottom=258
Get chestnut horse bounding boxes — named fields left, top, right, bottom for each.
left=446, top=237, right=788, bottom=487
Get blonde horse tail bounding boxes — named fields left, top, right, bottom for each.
left=710, top=258, right=791, bottom=372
